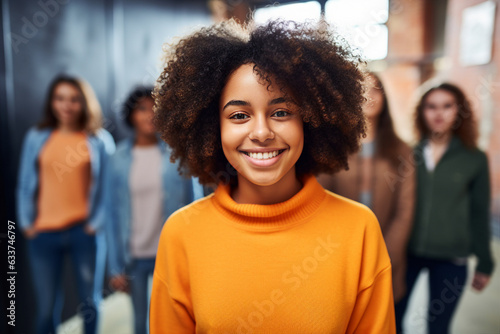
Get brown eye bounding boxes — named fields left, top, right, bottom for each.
left=272, top=110, right=290, bottom=117
left=230, top=113, right=249, bottom=120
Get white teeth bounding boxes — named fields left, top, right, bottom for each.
left=247, top=150, right=282, bottom=160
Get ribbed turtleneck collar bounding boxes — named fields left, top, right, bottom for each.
left=212, top=175, right=327, bottom=231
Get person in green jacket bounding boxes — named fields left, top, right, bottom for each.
left=395, top=83, right=494, bottom=334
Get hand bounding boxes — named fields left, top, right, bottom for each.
left=471, top=272, right=490, bottom=291
left=84, top=224, right=96, bottom=235
left=23, top=227, right=38, bottom=239
left=110, top=274, right=129, bottom=293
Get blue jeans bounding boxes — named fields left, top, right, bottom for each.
left=395, top=254, right=467, bottom=334
left=127, top=258, right=156, bottom=334
left=28, top=223, right=99, bottom=334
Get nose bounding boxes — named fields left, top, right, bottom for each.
left=248, top=115, right=274, bottom=142
left=63, top=99, right=72, bottom=108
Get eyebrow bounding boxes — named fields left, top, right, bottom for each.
left=222, top=100, right=249, bottom=110
left=269, top=97, right=287, bottom=105
left=222, top=97, right=288, bottom=111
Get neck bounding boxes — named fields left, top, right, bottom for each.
left=363, top=117, right=378, bottom=142
left=135, top=133, right=158, bottom=146
left=429, top=131, right=452, bottom=146
left=232, top=169, right=303, bottom=205
left=57, top=123, right=81, bottom=133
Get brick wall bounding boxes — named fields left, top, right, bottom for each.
left=383, top=0, right=500, bottom=236
left=440, top=0, right=499, bottom=236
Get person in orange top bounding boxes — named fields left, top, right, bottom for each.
left=16, top=76, right=115, bottom=334
left=150, top=20, right=395, bottom=333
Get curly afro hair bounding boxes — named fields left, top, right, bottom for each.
left=154, top=20, right=367, bottom=185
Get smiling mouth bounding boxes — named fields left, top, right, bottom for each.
left=241, top=149, right=286, bottom=160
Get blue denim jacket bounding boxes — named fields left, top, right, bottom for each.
left=16, top=127, right=116, bottom=231
left=105, top=137, right=204, bottom=275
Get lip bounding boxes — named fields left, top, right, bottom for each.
left=239, top=148, right=286, bottom=153
left=240, top=149, right=286, bottom=167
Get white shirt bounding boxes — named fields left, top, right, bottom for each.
left=129, top=145, right=164, bottom=258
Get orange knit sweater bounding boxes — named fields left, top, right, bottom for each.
left=150, top=175, right=395, bottom=333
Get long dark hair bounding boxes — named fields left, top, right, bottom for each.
left=416, top=83, right=477, bottom=148
left=38, top=75, right=102, bottom=135
left=368, top=73, right=405, bottom=165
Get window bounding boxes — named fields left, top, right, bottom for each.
left=253, top=0, right=389, bottom=60
left=253, top=1, right=322, bottom=25
left=325, top=0, right=389, bottom=60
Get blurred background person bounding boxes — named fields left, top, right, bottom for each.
left=16, top=75, right=115, bottom=334
left=105, top=86, right=203, bottom=334
left=317, top=72, right=415, bottom=303
left=395, top=83, right=495, bottom=334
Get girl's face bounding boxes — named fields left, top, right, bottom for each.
left=131, top=97, right=156, bottom=136
left=219, top=64, right=304, bottom=187
left=52, top=83, right=84, bottom=128
left=363, top=75, right=384, bottom=120
left=423, top=89, right=458, bottom=135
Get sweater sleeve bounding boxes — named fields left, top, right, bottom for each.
left=150, top=272, right=195, bottom=334
left=346, top=266, right=396, bottom=334
left=346, top=210, right=396, bottom=334
left=150, top=213, right=195, bottom=334
left=383, top=149, right=416, bottom=259
left=382, top=147, right=416, bottom=302
left=470, top=152, right=494, bottom=275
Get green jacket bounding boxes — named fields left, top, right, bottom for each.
left=409, top=136, right=494, bottom=275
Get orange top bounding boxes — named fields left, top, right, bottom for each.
left=34, top=130, right=91, bottom=231
left=150, top=175, right=395, bottom=333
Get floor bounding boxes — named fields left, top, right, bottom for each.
left=58, top=238, right=500, bottom=334
left=402, top=238, right=500, bottom=334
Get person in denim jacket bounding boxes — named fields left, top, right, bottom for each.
left=16, top=75, right=115, bottom=334
left=105, top=86, right=203, bottom=334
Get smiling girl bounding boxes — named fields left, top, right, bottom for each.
left=149, top=20, right=395, bottom=333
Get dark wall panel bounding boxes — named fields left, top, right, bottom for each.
left=110, top=0, right=211, bottom=139
left=9, top=0, right=111, bottom=153
left=2, top=0, right=211, bottom=332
